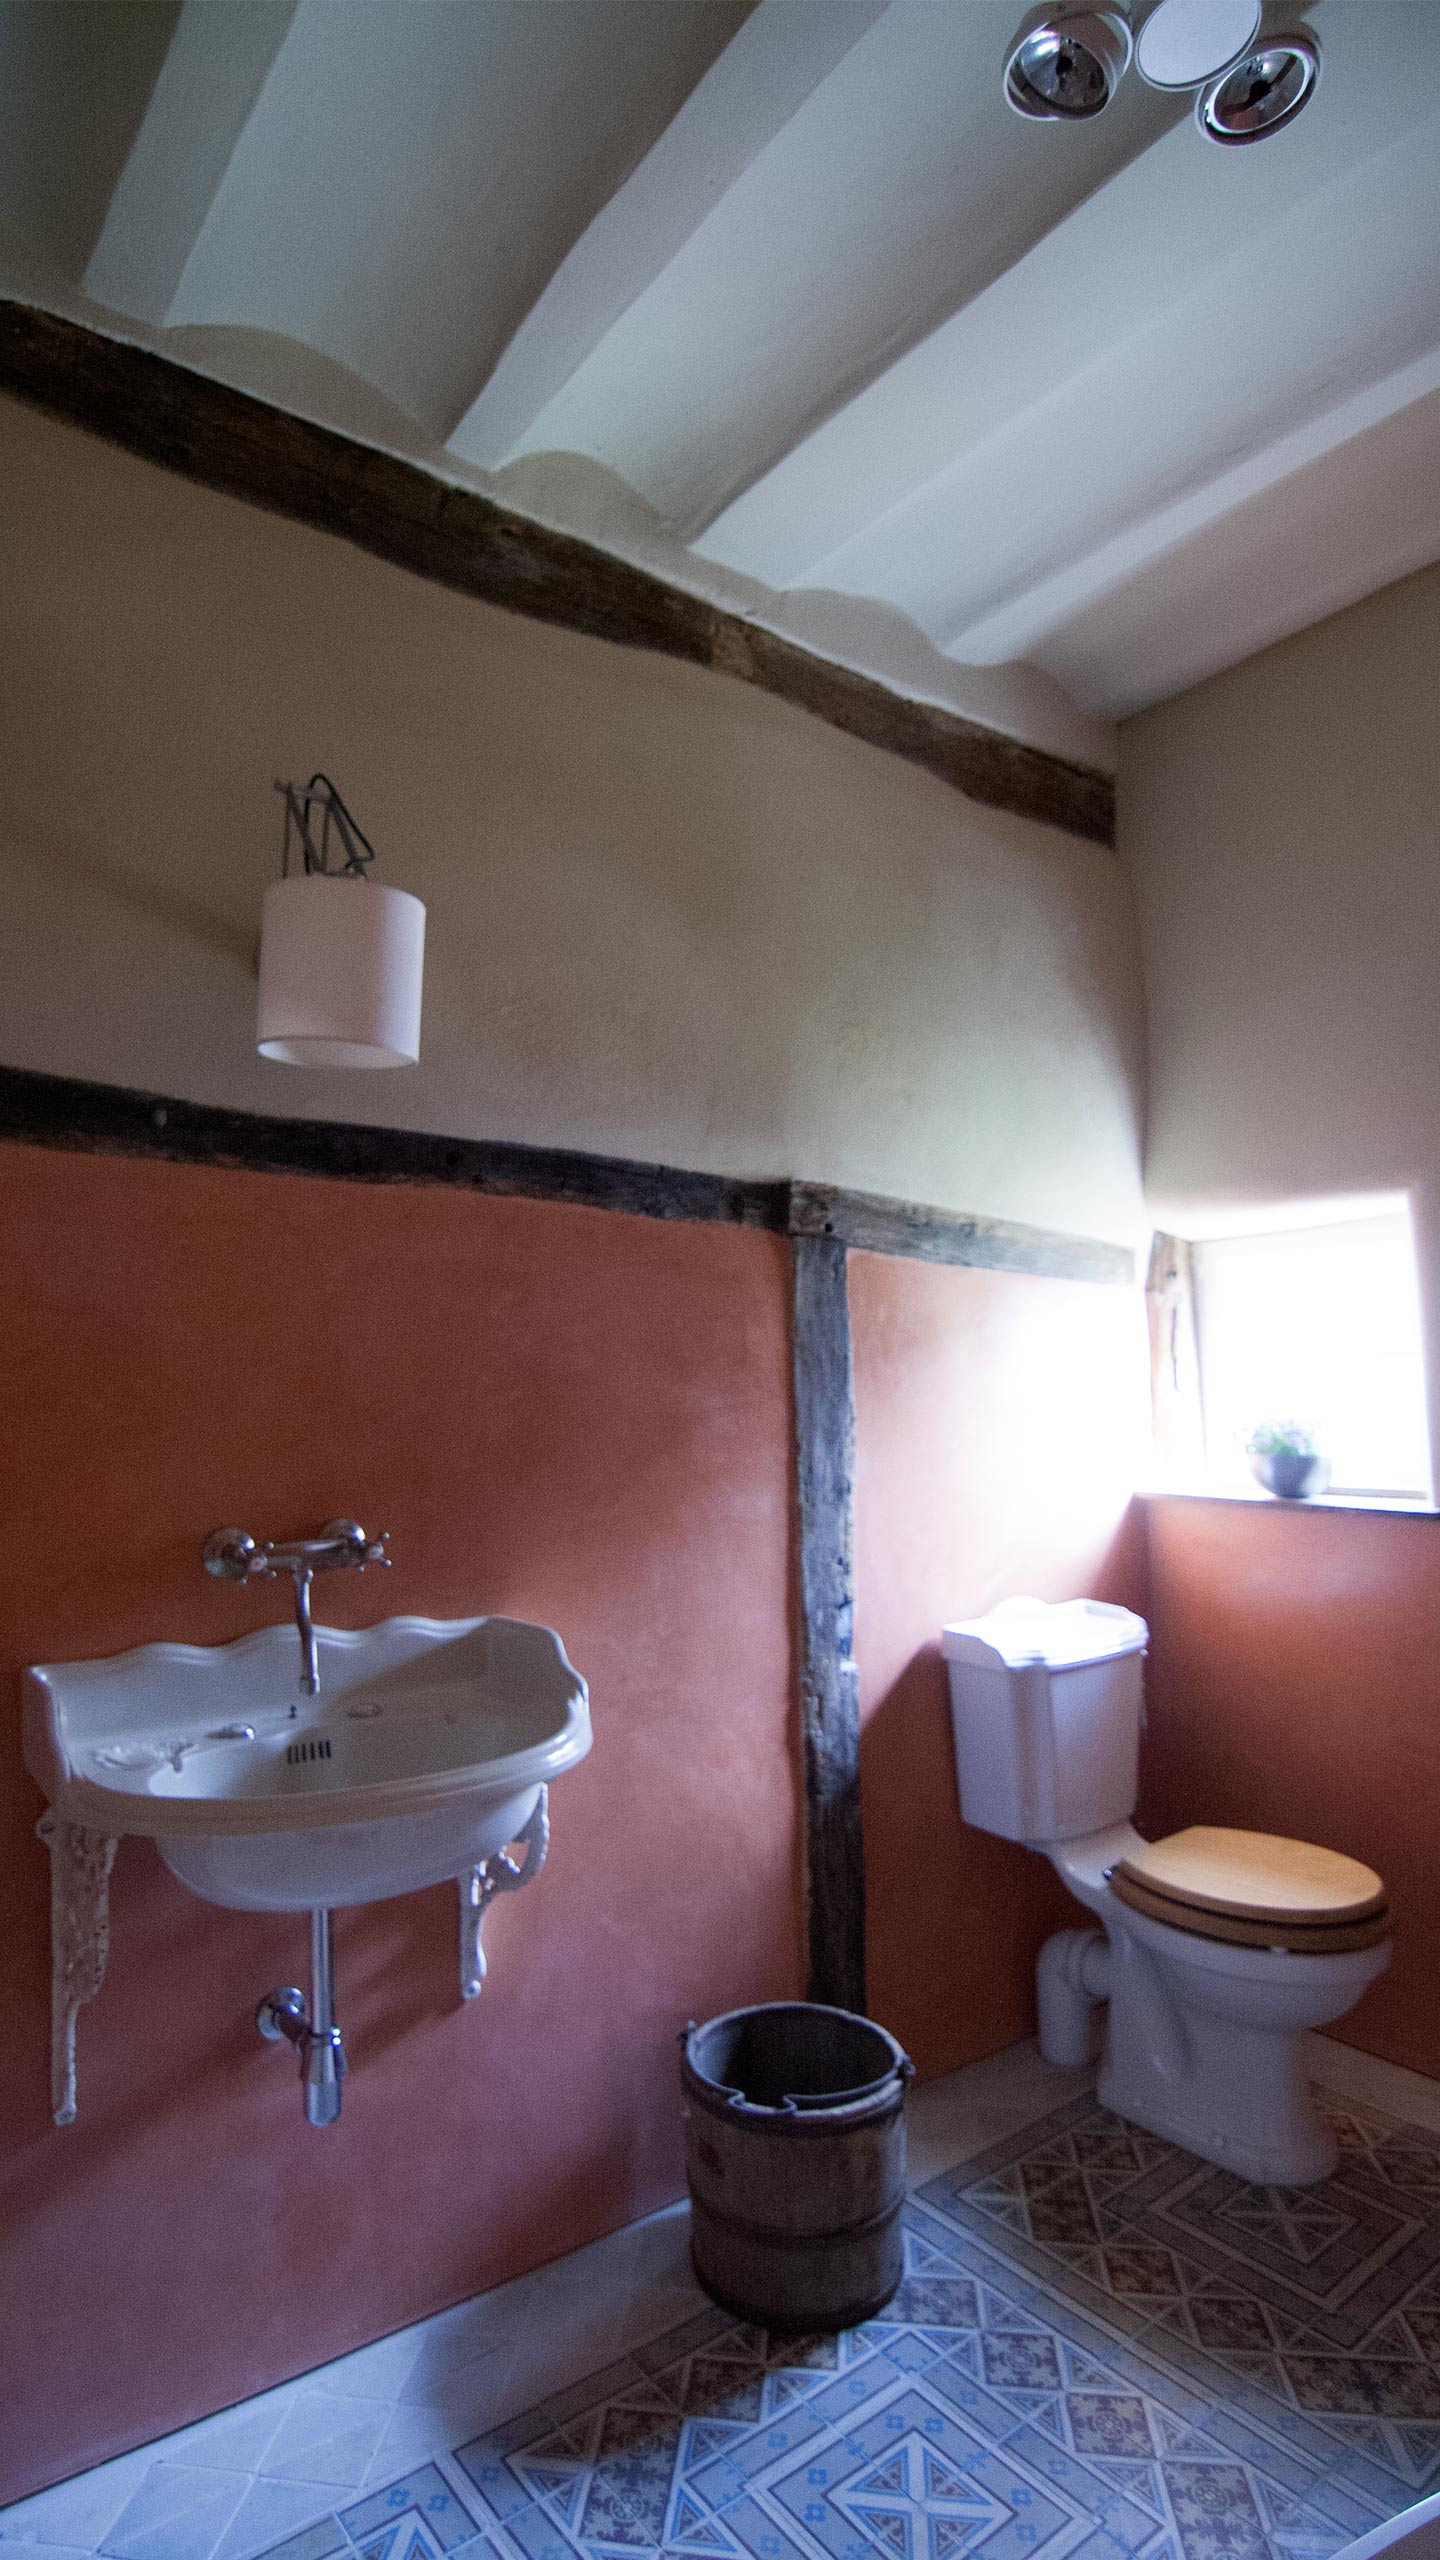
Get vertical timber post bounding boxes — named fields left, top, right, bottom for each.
left=791, top=1230, right=866, bottom=2014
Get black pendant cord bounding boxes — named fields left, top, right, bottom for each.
left=275, top=774, right=378, bottom=880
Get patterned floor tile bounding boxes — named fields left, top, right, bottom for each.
left=26, top=2076, right=1440, bottom=2560
left=434, top=2233, right=1320, bottom=2560
left=338, top=2464, right=483, bottom=2554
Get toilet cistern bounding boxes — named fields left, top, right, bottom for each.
left=203, top=1518, right=389, bottom=1699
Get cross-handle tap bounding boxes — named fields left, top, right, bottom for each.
left=203, top=1520, right=390, bottom=1581
left=202, top=1519, right=391, bottom=1697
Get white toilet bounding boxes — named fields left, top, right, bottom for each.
left=942, top=1596, right=1391, bottom=2186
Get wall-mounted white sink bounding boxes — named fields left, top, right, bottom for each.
left=25, top=1614, right=591, bottom=1910
left=27, top=1607, right=592, bottom=2128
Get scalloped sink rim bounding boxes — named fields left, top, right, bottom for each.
left=23, top=1614, right=591, bottom=1840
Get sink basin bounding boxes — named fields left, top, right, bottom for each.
left=24, top=1615, right=591, bottom=1911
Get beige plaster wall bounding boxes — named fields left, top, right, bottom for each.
left=0, top=393, right=1143, bottom=1242
left=1120, top=556, right=1440, bottom=1439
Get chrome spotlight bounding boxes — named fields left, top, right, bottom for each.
left=1003, top=6, right=1134, bottom=119
left=1196, top=27, right=1321, bottom=141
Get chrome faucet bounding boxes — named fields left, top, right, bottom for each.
left=202, top=1519, right=390, bottom=1699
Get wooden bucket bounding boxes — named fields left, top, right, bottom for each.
left=680, top=2003, right=914, bottom=2332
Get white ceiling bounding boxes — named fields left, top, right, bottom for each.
left=2, top=0, right=1438, bottom=769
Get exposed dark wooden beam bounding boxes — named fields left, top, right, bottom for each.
left=791, top=1232, right=866, bottom=2014
left=0, top=300, right=1115, bottom=849
left=790, top=1181, right=1134, bottom=1285
left=0, top=1064, right=789, bottom=1231
left=713, top=623, right=1113, bottom=849
left=0, top=1068, right=1137, bottom=1286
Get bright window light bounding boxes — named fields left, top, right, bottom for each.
left=1194, top=1206, right=1432, bottom=1500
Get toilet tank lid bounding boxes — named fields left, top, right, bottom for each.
left=941, top=1596, right=1149, bottom=1670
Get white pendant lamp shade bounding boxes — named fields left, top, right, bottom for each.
left=257, top=874, right=426, bottom=1068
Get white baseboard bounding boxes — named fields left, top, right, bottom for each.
left=1308, top=2032, right=1440, bottom=2133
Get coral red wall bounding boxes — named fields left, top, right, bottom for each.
left=850, top=1253, right=1151, bottom=2078
left=0, top=1140, right=800, bottom=2503
left=1142, top=1495, right=1440, bottom=2081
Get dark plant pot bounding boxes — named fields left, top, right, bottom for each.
left=1250, top=1450, right=1331, bottom=1500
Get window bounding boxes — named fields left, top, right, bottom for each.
left=1159, top=1201, right=1432, bottom=1503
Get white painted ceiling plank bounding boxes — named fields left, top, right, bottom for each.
left=1036, top=385, right=1440, bottom=718
left=950, top=342, right=1440, bottom=666
left=840, top=111, right=1440, bottom=646
left=161, top=0, right=748, bottom=436
left=84, top=0, right=299, bottom=326
left=697, top=0, right=1432, bottom=589
left=3, top=0, right=1438, bottom=738
left=493, top=0, right=1179, bottom=534
left=447, top=0, right=891, bottom=473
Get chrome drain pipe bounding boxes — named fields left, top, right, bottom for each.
left=256, top=1909, right=347, bottom=2126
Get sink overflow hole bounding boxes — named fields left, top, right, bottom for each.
left=286, top=1737, right=332, bottom=1765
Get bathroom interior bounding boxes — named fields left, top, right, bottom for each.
left=4, top=1, right=1440, bottom=2555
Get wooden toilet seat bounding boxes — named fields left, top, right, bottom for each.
left=1109, top=1826, right=1391, bottom=1953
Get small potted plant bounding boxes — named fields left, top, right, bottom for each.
left=1246, top=1420, right=1331, bottom=1500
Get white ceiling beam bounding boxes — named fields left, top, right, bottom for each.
left=84, top=0, right=298, bottom=326
left=947, top=342, right=1440, bottom=668
left=446, top=0, right=892, bottom=469
left=697, top=0, right=1431, bottom=591
left=484, top=0, right=1179, bottom=537
left=869, top=106, right=1437, bottom=651
left=1035, top=383, right=1440, bottom=720
left=160, top=0, right=750, bottom=438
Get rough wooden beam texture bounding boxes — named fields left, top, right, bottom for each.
left=791, top=1232, right=867, bottom=2015
left=0, top=301, right=1114, bottom=849
left=790, top=1181, right=1134, bottom=1285
left=0, top=1064, right=789, bottom=1231
left=0, top=1071, right=1138, bottom=1282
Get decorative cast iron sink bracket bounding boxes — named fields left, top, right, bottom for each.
left=459, top=1789, right=549, bottom=2000
left=37, top=1788, right=552, bottom=2126
left=38, top=1811, right=117, bottom=2127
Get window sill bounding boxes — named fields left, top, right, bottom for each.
left=1144, top=1487, right=1439, bottom=1519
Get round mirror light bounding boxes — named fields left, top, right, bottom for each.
left=1004, top=7, right=1133, bottom=118
left=1197, top=29, right=1321, bottom=141
left=1134, top=0, right=1260, bottom=89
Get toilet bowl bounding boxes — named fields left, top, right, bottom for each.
left=1038, top=1819, right=1390, bottom=2183
left=943, top=1599, right=1391, bottom=2187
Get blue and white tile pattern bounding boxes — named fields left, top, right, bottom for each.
left=8, top=2044, right=1440, bottom=2560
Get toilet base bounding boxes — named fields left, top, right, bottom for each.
left=1096, top=2054, right=1339, bottom=2186
left=1034, top=1902, right=1389, bottom=2185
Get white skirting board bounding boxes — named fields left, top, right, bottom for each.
left=1307, top=2029, right=1440, bottom=2133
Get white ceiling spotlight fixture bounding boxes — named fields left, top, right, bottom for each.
left=1196, top=27, right=1322, bottom=142
left=1132, top=0, right=1260, bottom=90
left=1003, top=7, right=1134, bottom=119
left=256, top=776, right=426, bottom=1069
left=1003, top=0, right=1321, bottom=140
